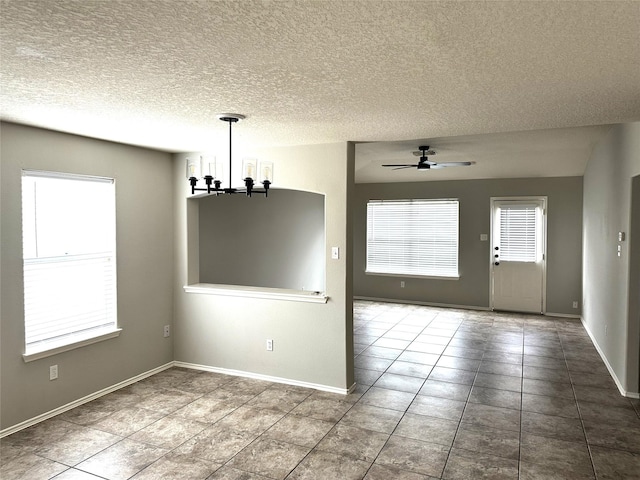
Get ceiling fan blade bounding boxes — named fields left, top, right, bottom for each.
left=392, top=166, right=417, bottom=170
left=433, top=161, right=474, bottom=167
left=382, top=164, right=417, bottom=167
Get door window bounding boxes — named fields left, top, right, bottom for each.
left=497, top=204, right=540, bottom=262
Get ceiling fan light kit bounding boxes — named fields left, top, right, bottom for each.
left=382, top=145, right=475, bottom=171
left=186, top=114, right=273, bottom=197
left=412, top=147, right=436, bottom=157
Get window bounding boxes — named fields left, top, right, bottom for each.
left=22, top=171, right=118, bottom=358
left=366, top=199, right=459, bottom=278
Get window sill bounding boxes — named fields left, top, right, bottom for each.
left=183, top=283, right=329, bottom=303
left=365, top=271, right=460, bottom=281
left=23, top=328, right=122, bottom=363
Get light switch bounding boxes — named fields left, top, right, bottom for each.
left=618, top=232, right=626, bottom=242
left=331, top=247, right=339, bottom=260
left=480, top=234, right=488, bottom=241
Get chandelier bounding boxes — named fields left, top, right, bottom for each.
left=186, top=114, right=273, bottom=197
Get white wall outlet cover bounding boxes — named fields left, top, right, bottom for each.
left=331, top=247, right=339, bottom=259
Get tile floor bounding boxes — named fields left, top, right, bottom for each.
left=2, top=300, right=640, bottom=479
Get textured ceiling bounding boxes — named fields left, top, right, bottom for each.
left=1, top=0, right=639, bottom=182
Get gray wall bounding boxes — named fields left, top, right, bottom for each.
left=583, top=122, right=640, bottom=395
left=354, top=177, right=583, bottom=315
left=0, top=123, right=174, bottom=430
left=174, top=142, right=354, bottom=391
left=199, top=189, right=325, bottom=291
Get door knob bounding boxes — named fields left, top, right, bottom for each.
left=494, top=254, right=499, bottom=258
left=494, top=262, right=500, bottom=266
left=494, top=246, right=499, bottom=250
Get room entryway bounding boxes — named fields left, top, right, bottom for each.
left=490, top=197, right=547, bottom=314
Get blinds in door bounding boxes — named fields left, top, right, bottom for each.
left=498, top=204, right=538, bottom=262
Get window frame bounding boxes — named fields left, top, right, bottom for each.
left=365, top=198, right=460, bottom=280
left=21, top=170, right=121, bottom=362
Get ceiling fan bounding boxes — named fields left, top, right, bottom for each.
left=382, top=145, right=475, bottom=170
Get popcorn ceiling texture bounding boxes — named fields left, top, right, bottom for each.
left=1, top=1, right=639, bottom=163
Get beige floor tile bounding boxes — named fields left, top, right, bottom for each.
left=287, top=450, right=371, bottom=480
left=338, top=403, right=403, bottom=434
left=375, top=435, right=449, bottom=478
left=130, top=452, right=220, bottom=479
left=443, top=448, right=519, bottom=479
left=227, top=438, right=310, bottom=479
left=590, top=446, right=640, bottom=479
left=76, top=439, right=169, bottom=480
left=316, top=424, right=389, bottom=462
left=263, top=414, right=334, bottom=447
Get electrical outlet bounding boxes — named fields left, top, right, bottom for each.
left=266, top=339, right=273, bottom=351
left=49, top=365, right=58, bottom=381
left=400, top=281, right=405, bottom=288
left=572, top=301, right=578, bottom=309
left=163, top=325, right=170, bottom=337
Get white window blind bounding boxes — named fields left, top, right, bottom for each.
left=22, top=171, right=117, bottom=354
left=366, top=199, right=459, bottom=277
left=498, top=205, right=538, bottom=262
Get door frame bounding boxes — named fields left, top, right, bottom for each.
left=490, top=196, right=548, bottom=314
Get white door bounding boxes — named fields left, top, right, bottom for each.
left=491, top=198, right=546, bottom=314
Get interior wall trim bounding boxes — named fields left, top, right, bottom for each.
left=0, top=362, right=174, bottom=438
left=354, top=295, right=491, bottom=311
left=183, top=283, right=328, bottom=303
left=355, top=297, right=580, bottom=321
left=580, top=317, right=640, bottom=399
left=545, top=312, right=581, bottom=319
left=174, top=361, right=352, bottom=395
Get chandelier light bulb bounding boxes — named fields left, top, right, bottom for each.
left=202, top=155, right=217, bottom=179
left=243, top=158, right=257, bottom=180
left=260, top=161, right=274, bottom=183
left=186, top=156, right=201, bottom=179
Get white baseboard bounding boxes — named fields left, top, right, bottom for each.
left=0, top=362, right=174, bottom=438
left=354, top=296, right=490, bottom=311
left=580, top=317, right=640, bottom=399
left=355, top=297, right=582, bottom=319
left=174, top=361, right=352, bottom=396
left=546, top=312, right=582, bottom=319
